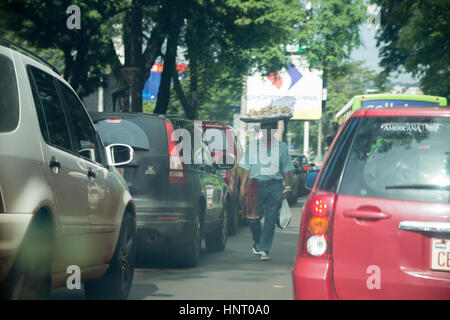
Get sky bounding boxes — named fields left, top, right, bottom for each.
left=351, top=22, right=418, bottom=85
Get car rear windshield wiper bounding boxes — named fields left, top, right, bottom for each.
left=385, top=184, right=450, bottom=191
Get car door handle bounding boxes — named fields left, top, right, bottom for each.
left=343, top=209, right=391, bottom=220
left=87, top=169, right=96, bottom=180
left=49, top=158, right=61, bottom=174
left=398, top=221, right=450, bottom=234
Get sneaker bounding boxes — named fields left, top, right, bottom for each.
left=259, top=251, right=270, bottom=261
left=252, top=243, right=260, bottom=255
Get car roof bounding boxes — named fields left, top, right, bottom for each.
left=350, top=107, right=450, bottom=119
left=201, top=120, right=231, bottom=129
left=89, top=111, right=182, bottom=121
left=0, top=39, right=60, bottom=74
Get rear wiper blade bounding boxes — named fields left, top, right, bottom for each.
left=385, top=184, right=450, bottom=191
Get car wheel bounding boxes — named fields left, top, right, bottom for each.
left=1, top=216, right=52, bottom=300
left=173, top=213, right=201, bottom=268
left=205, top=203, right=228, bottom=252
left=84, top=211, right=136, bottom=300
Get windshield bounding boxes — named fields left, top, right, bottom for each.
left=95, top=119, right=150, bottom=150
left=340, top=117, right=450, bottom=203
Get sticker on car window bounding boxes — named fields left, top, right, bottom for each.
left=381, top=122, right=440, bottom=133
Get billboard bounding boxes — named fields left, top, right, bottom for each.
left=246, top=56, right=323, bottom=120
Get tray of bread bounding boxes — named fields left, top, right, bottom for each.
left=240, top=106, right=293, bottom=123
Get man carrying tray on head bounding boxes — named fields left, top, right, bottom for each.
left=239, top=120, right=294, bottom=261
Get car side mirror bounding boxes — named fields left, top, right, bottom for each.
left=106, top=144, right=134, bottom=166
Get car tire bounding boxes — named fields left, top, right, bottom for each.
left=205, top=203, right=228, bottom=253
left=84, top=211, right=136, bottom=300
left=173, top=213, right=201, bottom=268
left=1, top=215, right=52, bottom=300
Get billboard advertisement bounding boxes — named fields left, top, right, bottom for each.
left=246, top=56, right=323, bottom=120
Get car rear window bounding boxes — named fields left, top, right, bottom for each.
left=94, top=117, right=166, bottom=153
left=0, top=53, right=19, bottom=132
left=339, top=116, right=450, bottom=203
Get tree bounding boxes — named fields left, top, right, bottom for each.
left=301, top=0, right=367, bottom=79
left=170, top=0, right=306, bottom=119
left=373, top=0, right=450, bottom=99
left=0, top=0, right=131, bottom=96
left=281, top=0, right=367, bottom=154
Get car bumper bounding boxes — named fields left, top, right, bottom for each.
left=292, top=256, right=337, bottom=300
left=136, top=210, right=195, bottom=251
left=0, top=214, right=33, bottom=282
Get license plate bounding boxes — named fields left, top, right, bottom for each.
left=431, top=238, right=450, bottom=272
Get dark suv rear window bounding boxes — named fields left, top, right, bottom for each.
left=0, top=54, right=19, bottom=132
left=340, top=117, right=450, bottom=203
left=95, top=117, right=166, bottom=153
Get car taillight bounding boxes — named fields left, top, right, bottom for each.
left=300, top=191, right=336, bottom=258
left=165, top=120, right=186, bottom=184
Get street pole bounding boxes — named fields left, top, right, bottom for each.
left=317, top=117, right=322, bottom=158
left=318, top=71, right=327, bottom=159
left=239, top=76, right=247, bottom=147
left=303, top=121, right=309, bottom=155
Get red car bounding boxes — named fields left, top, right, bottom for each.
left=201, top=120, right=244, bottom=235
left=292, top=107, right=450, bottom=300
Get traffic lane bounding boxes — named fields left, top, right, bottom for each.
left=128, top=197, right=305, bottom=300
left=48, top=197, right=306, bottom=300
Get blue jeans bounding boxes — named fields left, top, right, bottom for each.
left=249, top=181, right=283, bottom=254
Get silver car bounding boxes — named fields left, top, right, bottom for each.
left=0, top=40, right=137, bottom=299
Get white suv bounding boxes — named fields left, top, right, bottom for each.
left=0, top=40, right=137, bottom=299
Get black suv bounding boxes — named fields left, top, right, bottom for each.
left=90, top=112, right=232, bottom=267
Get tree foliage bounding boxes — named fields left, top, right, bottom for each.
left=373, top=0, right=450, bottom=98
left=300, top=0, right=367, bottom=77
left=1, top=0, right=371, bottom=124
left=0, top=0, right=130, bottom=96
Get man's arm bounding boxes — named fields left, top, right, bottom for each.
left=240, top=169, right=250, bottom=201
left=282, top=172, right=291, bottom=199
left=281, top=142, right=294, bottom=199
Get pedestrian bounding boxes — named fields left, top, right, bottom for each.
left=239, top=121, right=294, bottom=261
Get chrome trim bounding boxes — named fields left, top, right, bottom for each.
left=398, top=221, right=450, bottom=233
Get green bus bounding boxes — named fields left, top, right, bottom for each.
left=334, top=94, right=447, bottom=125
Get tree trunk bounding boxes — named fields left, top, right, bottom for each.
left=173, top=65, right=196, bottom=119
left=154, top=8, right=181, bottom=115
left=123, top=0, right=144, bottom=112
left=189, top=56, right=199, bottom=112
left=64, top=39, right=86, bottom=92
